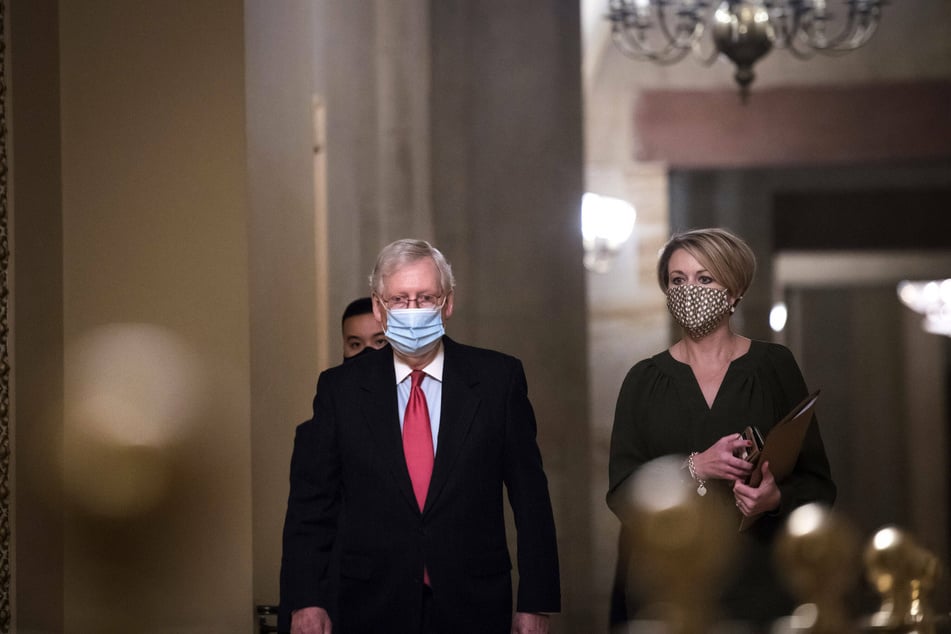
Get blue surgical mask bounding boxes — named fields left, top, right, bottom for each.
left=383, top=306, right=445, bottom=356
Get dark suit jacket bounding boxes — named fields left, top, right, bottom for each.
left=279, top=337, right=560, bottom=633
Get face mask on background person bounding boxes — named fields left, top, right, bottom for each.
left=384, top=306, right=445, bottom=356
left=666, top=284, right=735, bottom=339
left=342, top=343, right=388, bottom=364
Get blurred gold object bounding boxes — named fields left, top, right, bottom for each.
left=774, top=503, right=861, bottom=634
left=863, top=526, right=941, bottom=634
left=619, top=455, right=737, bottom=634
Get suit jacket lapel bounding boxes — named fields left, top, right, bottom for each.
left=358, top=348, right=420, bottom=512
left=424, top=337, right=480, bottom=514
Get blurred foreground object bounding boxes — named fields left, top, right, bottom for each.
left=619, top=455, right=737, bottom=634
left=64, top=323, right=205, bottom=517
left=863, top=526, right=944, bottom=634
left=773, top=503, right=861, bottom=634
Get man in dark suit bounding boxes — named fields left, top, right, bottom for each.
left=280, top=239, right=561, bottom=634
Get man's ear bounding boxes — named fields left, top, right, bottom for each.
left=442, top=291, right=455, bottom=321
left=372, top=296, right=386, bottom=327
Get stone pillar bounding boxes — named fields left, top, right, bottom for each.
left=430, top=2, right=591, bottom=630
left=374, top=0, right=433, bottom=243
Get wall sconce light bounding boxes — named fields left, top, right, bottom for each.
left=897, top=279, right=951, bottom=337
left=769, top=301, right=788, bottom=333
left=581, top=192, right=636, bottom=273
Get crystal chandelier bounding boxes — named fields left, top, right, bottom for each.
left=606, top=0, right=885, bottom=99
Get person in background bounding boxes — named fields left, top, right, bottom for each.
left=280, top=239, right=561, bottom=634
left=607, top=227, right=836, bottom=631
left=340, top=296, right=388, bottom=363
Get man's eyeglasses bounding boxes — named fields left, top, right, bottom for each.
left=377, top=294, right=443, bottom=310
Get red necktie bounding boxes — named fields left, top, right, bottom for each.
left=403, top=370, right=434, bottom=511
left=404, top=370, right=434, bottom=586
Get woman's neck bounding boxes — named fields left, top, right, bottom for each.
left=672, top=327, right=744, bottom=366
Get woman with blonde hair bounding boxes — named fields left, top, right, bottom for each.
left=607, top=227, right=836, bottom=630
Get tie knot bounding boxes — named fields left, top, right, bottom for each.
left=411, top=369, right=426, bottom=389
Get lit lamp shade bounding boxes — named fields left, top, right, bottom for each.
left=581, top=193, right=636, bottom=273
left=897, top=279, right=951, bottom=337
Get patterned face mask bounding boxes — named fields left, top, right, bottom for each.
left=666, top=284, right=734, bottom=339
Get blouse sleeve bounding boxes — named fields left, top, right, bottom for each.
left=606, top=360, right=656, bottom=519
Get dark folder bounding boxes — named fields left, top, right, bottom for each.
left=740, top=389, right=821, bottom=530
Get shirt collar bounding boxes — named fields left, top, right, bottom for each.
left=393, top=343, right=445, bottom=384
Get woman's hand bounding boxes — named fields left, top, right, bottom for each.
left=693, top=434, right=754, bottom=482
left=733, top=460, right=781, bottom=516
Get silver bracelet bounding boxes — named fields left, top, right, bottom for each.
left=687, top=452, right=707, bottom=496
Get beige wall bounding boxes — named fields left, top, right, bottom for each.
left=15, top=1, right=255, bottom=631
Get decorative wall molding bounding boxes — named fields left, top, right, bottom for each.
left=634, top=81, right=951, bottom=168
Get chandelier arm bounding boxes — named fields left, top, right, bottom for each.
left=837, top=13, right=880, bottom=50
left=813, top=8, right=860, bottom=50
left=783, top=24, right=823, bottom=59
left=607, top=1, right=681, bottom=59
left=803, top=3, right=882, bottom=52
left=654, top=2, right=704, bottom=53
left=783, top=37, right=818, bottom=60
left=605, top=0, right=708, bottom=64
left=610, top=29, right=693, bottom=64
left=766, top=2, right=805, bottom=50
left=690, top=37, right=720, bottom=66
